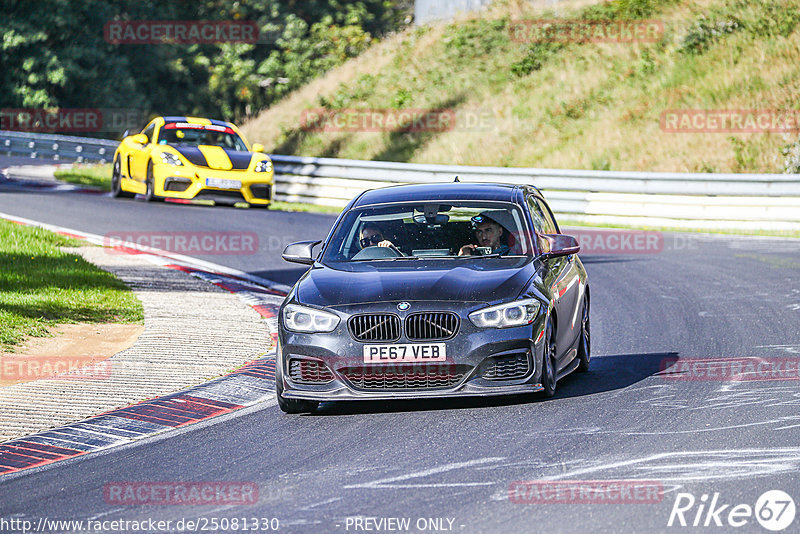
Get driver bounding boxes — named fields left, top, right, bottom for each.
left=459, top=213, right=510, bottom=256
left=359, top=223, right=396, bottom=249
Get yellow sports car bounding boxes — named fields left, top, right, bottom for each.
left=111, top=116, right=273, bottom=207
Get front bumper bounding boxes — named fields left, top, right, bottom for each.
left=277, top=302, right=548, bottom=402
left=153, top=164, right=273, bottom=205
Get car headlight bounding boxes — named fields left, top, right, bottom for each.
left=254, top=158, right=273, bottom=173
left=283, top=304, right=340, bottom=333
left=159, top=152, right=184, bottom=166
left=468, top=298, right=541, bottom=329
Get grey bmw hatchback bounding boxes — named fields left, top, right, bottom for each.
left=276, top=182, right=590, bottom=413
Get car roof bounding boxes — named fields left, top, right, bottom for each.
left=161, top=116, right=232, bottom=128
left=352, top=182, right=536, bottom=207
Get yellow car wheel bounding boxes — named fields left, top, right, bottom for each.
left=111, top=156, right=134, bottom=199
left=144, top=161, right=163, bottom=202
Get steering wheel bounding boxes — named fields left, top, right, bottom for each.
left=387, top=243, right=404, bottom=256
left=351, top=245, right=404, bottom=260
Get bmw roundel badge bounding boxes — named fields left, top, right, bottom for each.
left=397, top=302, right=411, bottom=311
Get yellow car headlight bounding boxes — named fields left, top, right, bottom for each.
left=160, top=152, right=184, bottom=166
left=254, top=159, right=273, bottom=173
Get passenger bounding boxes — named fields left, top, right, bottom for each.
left=359, top=223, right=396, bottom=249
left=459, top=213, right=510, bottom=256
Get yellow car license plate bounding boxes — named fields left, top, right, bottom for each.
left=206, top=178, right=241, bottom=189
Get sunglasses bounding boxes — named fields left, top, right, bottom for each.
left=471, top=214, right=501, bottom=228
left=360, top=234, right=382, bottom=248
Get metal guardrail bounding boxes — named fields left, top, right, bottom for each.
left=270, top=155, right=800, bottom=230
left=0, top=130, right=117, bottom=163
left=415, top=0, right=494, bottom=25
left=3, top=130, right=800, bottom=230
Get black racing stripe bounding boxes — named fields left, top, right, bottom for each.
left=172, top=146, right=208, bottom=167
left=223, top=149, right=253, bottom=170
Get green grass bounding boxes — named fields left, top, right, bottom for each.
left=242, top=0, right=800, bottom=173
left=54, top=164, right=112, bottom=191
left=268, top=201, right=342, bottom=214
left=0, top=220, right=144, bottom=351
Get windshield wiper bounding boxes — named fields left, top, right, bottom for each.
left=381, top=255, right=422, bottom=260
left=457, top=253, right=502, bottom=259
left=349, top=256, right=420, bottom=262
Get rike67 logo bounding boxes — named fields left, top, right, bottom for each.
left=668, top=490, right=796, bottom=531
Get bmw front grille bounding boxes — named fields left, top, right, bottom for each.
left=348, top=314, right=401, bottom=342
left=349, top=312, right=459, bottom=342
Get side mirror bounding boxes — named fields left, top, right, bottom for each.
left=251, top=143, right=265, bottom=153
left=282, top=240, right=321, bottom=265
left=130, top=133, right=149, bottom=145
left=541, top=234, right=580, bottom=259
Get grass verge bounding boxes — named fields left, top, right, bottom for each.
left=54, top=164, right=112, bottom=191
left=262, top=201, right=342, bottom=214
left=0, top=219, right=144, bottom=351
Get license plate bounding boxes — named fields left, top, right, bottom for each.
left=205, top=178, right=241, bottom=189
left=363, top=343, right=446, bottom=363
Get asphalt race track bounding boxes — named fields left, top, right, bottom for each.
left=1, top=165, right=800, bottom=533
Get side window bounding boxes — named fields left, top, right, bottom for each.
left=142, top=123, right=155, bottom=144
left=535, top=198, right=559, bottom=234
left=527, top=195, right=559, bottom=252
left=526, top=196, right=552, bottom=234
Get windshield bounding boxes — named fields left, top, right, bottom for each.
left=321, top=201, right=532, bottom=262
left=157, top=122, right=248, bottom=151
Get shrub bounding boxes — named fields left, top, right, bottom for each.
left=679, top=16, right=740, bottom=55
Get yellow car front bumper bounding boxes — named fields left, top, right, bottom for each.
left=148, top=164, right=274, bottom=205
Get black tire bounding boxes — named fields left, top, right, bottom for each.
left=577, top=294, right=591, bottom=372
left=276, top=376, right=319, bottom=414
left=144, top=161, right=162, bottom=202
left=111, top=156, right=134, bottom=198
left=541, top=319, right=557, bottom=397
